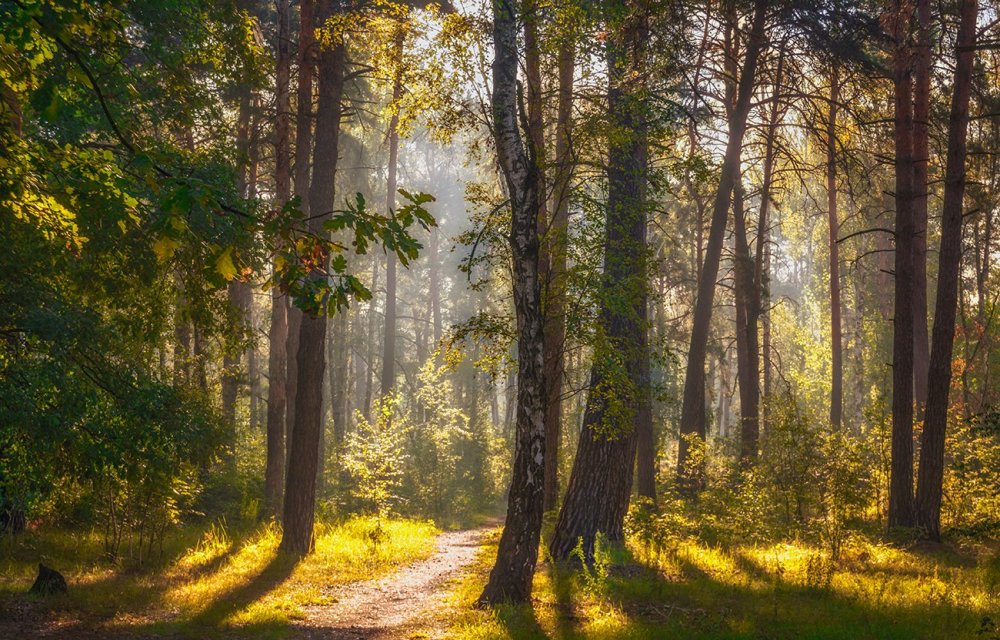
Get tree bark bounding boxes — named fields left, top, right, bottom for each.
left=911, top=0, right=931, bottom=418
left=677, top=0, right=767, bottom=492
left=549, top=0, right=648, bottom=562
left=380, top=30, right=404, bottom=397
left=286, top=0, right=315, bottom=454
left=753, top=44, right=784, bottom=430
left=477, top=0, right=547, bottom=605
left=280, top=0, right=345, bottom=555
left=265, top=0, right=292, bottom=517
left=827, top=63, right=843, bottom=430
left=733, top=181, right=759, bottom=460
left=888, top=0, right=916, bottom=529
left=915, top=0, right=978, bottom=541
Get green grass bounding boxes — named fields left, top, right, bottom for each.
left=0, top=515, right=438, bottom=638
left=448, top=528, right=1000, bottom=639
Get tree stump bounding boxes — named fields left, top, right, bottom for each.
left=28, top=564, right=67, bottom=596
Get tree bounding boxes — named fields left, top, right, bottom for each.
left=887, top=0, right=916, bottom=529
left=281, top=0, right=346, bottom=555
left=265, top=0, right=293, bottom=517
left=677, top=0, right=767, bottom=491
left=915, top=0, right=978, bottom=541
left=827, top=62, right=843, bottom=430
left=477, top=0, right=547, bottom=605
left=549, top=0, right=649, bottom=562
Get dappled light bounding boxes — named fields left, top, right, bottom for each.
left=2, top=0, right=999, bottom=637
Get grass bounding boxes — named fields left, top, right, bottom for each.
left=447, top=527, right=1000, bottom=639
left=0, top=515, right=438, bottom=638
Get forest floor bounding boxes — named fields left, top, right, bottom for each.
left=448, top=526, right=1000, bottom=639
left=0, top=516, right=444, bottom=639
left=292, top=525, right=489, bottom=639
left=5, top=518, right=1000, bottom=639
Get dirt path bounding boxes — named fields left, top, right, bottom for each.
left=293, top=525, right=490, bottom=639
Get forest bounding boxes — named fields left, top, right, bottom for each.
left=1, top=0, right=999, bottom=637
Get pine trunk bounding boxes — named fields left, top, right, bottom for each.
left=677, top=0, right=767, bottom=492
left=888, top=0, right=916, bottom=528
left=827, top=63, right=843, bottom=430
left=549, top=0, right=648, bottom=561
left=911, top=0, right=931, bottom=417
left=915, top=0, right=978, bottom=541
left=280, top=0, right=345, bottom=554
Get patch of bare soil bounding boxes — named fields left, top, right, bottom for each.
left=293, top=526, right=490, bottom=639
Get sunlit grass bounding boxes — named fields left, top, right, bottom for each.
left=0, top=515, right=437, bottom=638
left=447, top=528, right=1000, bottom=639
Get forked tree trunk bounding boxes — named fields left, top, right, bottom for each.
left=827, top=63, right=843, bottom=430
left=549, top=0, right=648, bottom=562
left=677, top=0, right=767, bottom=492
left=888, top=0, right=916, bottom=529
left=915, top=0, right=978, bottom=541
left=477, top=0, right=547, bottom=606
left=281, top=0, right=345, bottom=554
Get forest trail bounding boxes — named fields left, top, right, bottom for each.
left=292, top=524, right=491, bottom=639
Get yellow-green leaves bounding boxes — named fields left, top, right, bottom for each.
left=215, top=247, right=237, bottom=281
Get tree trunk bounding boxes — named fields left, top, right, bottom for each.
left=888, top=0, right=916, bottom=528
left=827, top=63, right=843, bottom=430
left=381, top=31, right=404, bottom=397
left=549, top=0, right=648, bottom=561
left=477, top=0, right=547, bottom=605
left=429, top=226, right=443, bottom=347
left=753, top=44, right=783, bottom=430
left=280, top=0, right=345, bottom=554
left=677, top=0, right=767, bottom=492
left=915, top=0, right=977, bottom=541
left=265, top=0, right=292, bottom=517
left=733, top=181, right=759, bottom=461
left=911, top=0, right=931, bottom=418
left=286, top=0, right=315, bottom=454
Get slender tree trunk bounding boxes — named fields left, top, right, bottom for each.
left=281, top=0, right=345, bottom=554
left=381, top=31, right=404, bottom=397
left=733, top=181, right=759, bottom=460
left=915, top=0, right=978, bottom=541
left=222, top=81, right=253, bottom=455
left=753, top=45, right=783, bottom=430
left=429, top=226, right=443, bottom=347
left=912, top=0, right=931, bottom=417
left=265, top=0, right=292, bottom=517
left=827, top=63, right=843, bottom=430
left=286, top=0, right=315, bottom=455
left=363, top=253, right=379, bottom=419
left=888, top=0, right=916, bottom=528
left=477, top=0, right=547, bottom=605
left=550, top=0, right=648, bottom=561
left=677, top=0, right=767, bottom=492
left=331, top=310, right=349, bottom=446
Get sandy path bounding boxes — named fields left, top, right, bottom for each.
left=293, top=526, right=490, bottom=639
